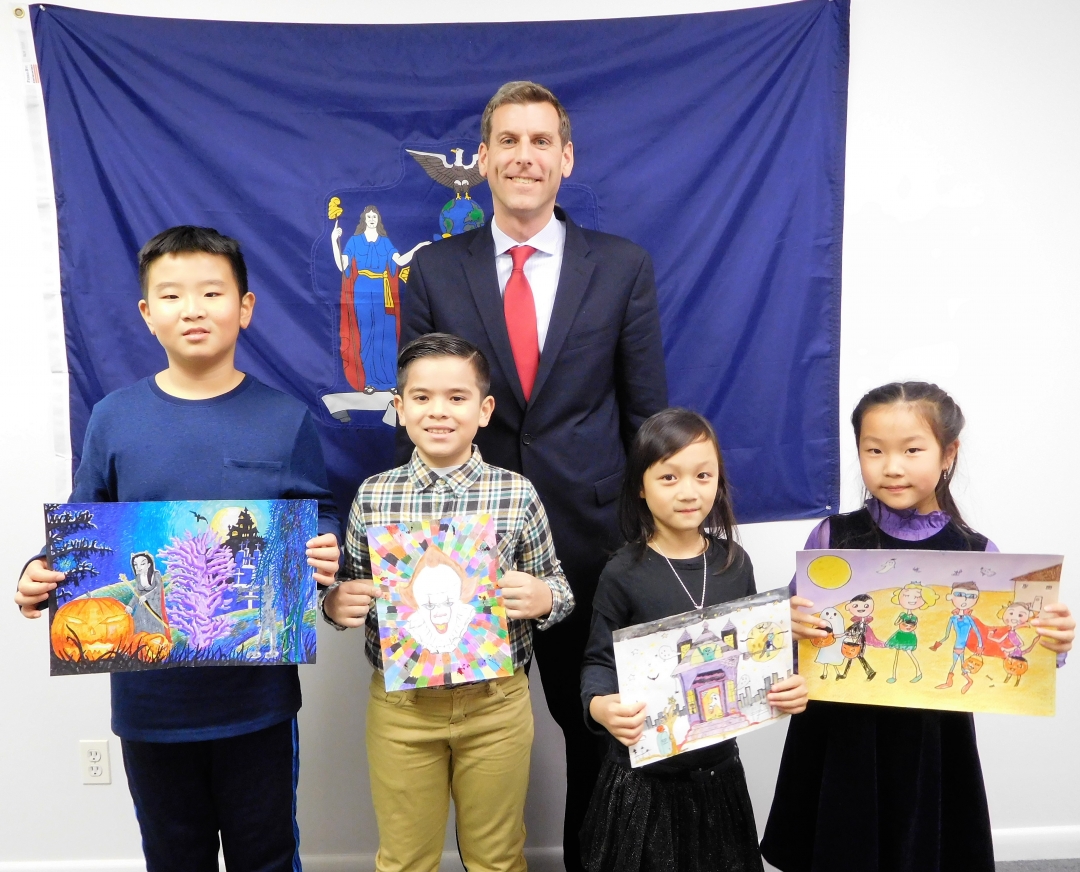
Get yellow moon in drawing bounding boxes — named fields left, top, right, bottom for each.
left=807, top=555, right=852, bottom=590
left=210, top=507, right=244, bottom=539
left=746, top=621, right=783, bottom=662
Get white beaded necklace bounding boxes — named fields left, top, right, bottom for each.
left=653, top=537, right=708, bottom=610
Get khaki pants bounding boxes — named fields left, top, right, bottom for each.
left=366, top=668, right=533, bottom=872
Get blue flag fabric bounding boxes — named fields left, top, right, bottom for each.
left=32, top=0, right=848, bottom=523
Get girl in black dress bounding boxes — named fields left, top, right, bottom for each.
left=761, top=382, right=1075, bottom=872
left=580, top=408, right=808, bottom=872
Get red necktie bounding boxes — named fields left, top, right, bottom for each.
left=504, top=245, right=540, bottom=400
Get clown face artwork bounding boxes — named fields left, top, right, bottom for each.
left=367, top=514, right=515, bottom=691
left=402, top=546, right=477, bottom=654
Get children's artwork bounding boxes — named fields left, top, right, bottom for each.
left=796, top=550, right=1063, bottom=715
left=368, top=514, right=513, bottom=691
left=613, top=589, right=793, bottom=769
left=45, top=500, right=318, bottom=675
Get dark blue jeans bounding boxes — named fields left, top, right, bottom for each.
left=121, top=717, right=300, bottom=872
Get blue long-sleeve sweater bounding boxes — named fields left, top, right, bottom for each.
left=59, top=375, right=340, bottom=742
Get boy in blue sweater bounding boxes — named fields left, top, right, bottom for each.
left=16, top=226, right=341, bottom=872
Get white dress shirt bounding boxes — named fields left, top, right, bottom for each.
left=491, top=214, right=566, bottom=351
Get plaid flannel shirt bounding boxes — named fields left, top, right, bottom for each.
left=333, top=447, right=574, bottom=672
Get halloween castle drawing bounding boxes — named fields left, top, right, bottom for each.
left=643, top=619, right=785, bottom=747
left=225, top=508, right=266, bottom=612
left=46, top=500, right=318, bottom=674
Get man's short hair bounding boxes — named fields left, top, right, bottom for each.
left=138, top=226, right=249, bottom=299
left=397, top=333, right=491, bottom=397
left=480, top=81, right=572, bottom=147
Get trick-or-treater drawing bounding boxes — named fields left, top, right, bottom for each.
left=988, top=602, right=1041, bottom=685
left=930, top=580, right=983, bottom=693
left=401, top=545, right=477, bottom=654
left=126, top=551, right=169, bottom=636
left=885, top=582, right=938, bottom=684
left=988, top=601, right=1036, bottom=658
left=813, top=606, right=846, bottom=680
left=838, top=594, right=884, bottom=681
left=330, top=205, right=429, bottom=394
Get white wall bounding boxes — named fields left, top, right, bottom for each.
left=1, top=0, right=1077, bottom=868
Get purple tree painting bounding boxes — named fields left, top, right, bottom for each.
left=161, top=530, right=236, bottom=649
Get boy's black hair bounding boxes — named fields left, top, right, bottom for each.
left=396, top=333, right=492, bottom=397
left=618, top=407, right=739, bottom=571
left=138, top=226, right=248, bottom=299
left=849, top=594, right=873, bottom=604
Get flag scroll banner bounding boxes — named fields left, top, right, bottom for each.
left=31, top=0, right=848, bottom=523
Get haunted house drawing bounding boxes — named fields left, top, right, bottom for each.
left=226, top=509, right=266, bottom=612
left=669, top=619, right=753, bottom=741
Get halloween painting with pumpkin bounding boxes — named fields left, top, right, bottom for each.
left=795, top=550, right=1064, bottom=716
left=44, top=499, right=318, bottom=674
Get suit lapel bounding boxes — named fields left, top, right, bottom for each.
left=465, top=226, right=527, bottom=409
left=531, top=213, right=594, bottom=403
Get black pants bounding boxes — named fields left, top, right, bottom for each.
left=121, top=717, right=300, bottom=872
left=533, top=605, right=605, bottom=872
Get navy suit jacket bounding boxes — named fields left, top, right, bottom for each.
left=397, top=208, right=668, bottom=602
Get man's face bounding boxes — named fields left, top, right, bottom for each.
left=139, top=252, right=253, bottom=372
left=478, top=102, right=574, bottom=236
left=394, top=356, right=494, bottom=469
left=951, top=589, right=979, bottom=611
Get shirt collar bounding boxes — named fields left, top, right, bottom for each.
left=491, top=212, right=563, bottom=257
left=406, top=445, right=485, bottom=494
left=866, top=496, right=951, bottom=541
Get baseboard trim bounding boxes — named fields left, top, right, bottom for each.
left=5, top=837, right=1078, bottom=870
left=0, top=847, right=565, bottom=872
left=992, top=825, right=1080, bottom=862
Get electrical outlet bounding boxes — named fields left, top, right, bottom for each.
left=79, top=739, right=111, bottom=785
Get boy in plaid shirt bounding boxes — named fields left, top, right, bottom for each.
left=323, top=333, right=573, bottom=872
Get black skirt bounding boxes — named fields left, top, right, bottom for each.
left=760, top=701, right=994, bottom=872
left=580, top=754, right=764, bottom=872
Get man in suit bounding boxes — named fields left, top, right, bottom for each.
left=398, top=81, right=667, bottom=870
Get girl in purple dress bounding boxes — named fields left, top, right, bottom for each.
left=761, top=382, right=1075, bottom=872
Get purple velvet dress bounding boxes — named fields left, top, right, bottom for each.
left=761, top=500, right=998, bottom=872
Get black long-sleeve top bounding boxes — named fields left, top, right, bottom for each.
left=580, top=535, right=757, bottom=775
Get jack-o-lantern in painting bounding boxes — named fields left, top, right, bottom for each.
left=1002, top=654, right=1029, bottom=686
left=51, top=596, right=134, bottom=661
left=130, top=631, right=172, bottom=662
